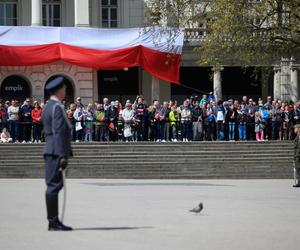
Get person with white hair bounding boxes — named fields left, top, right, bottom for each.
left=122, top=102, right=134, bottom=141
left=103, top=97, right=110, bottom=111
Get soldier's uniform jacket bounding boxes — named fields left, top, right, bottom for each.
left=42, top=99, right=72, bottom=159
left=294, top=135, right=300, bottom=162
left=294, top=133, right=300, bottom=184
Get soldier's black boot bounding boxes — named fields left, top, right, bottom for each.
left=46, top=193, right=72, bottom=231
left=48, top=217, right=73, bottom=231
left=293, top=181, right=300, bottom=188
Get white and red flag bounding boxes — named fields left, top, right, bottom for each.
left=0, top=26, right=184, bottom=83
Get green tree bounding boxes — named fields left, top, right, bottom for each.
left=146, top=0, right=300, bottom=66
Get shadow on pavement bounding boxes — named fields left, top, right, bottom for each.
left=81, top=182, right=234, bottom=187
left=74, top=226, right=153, bottom=231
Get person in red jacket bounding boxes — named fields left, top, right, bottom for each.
left=31, top=101, right=42, bottom=143
left=0, top=103, right=6, bottom=133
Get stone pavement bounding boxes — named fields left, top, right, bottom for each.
left=0, top=179, right=299, bottom=250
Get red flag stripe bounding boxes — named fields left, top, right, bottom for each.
left=0, top=43, right=181, bottom=83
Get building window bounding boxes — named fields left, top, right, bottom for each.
left=42, top=0, right=61, bottom=26
left=0, top=1, right=17, bottom=26
left=101, top=0, right=118, bottom=28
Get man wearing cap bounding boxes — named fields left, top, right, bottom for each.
left=293, top=124, right=300, bottom=187
left=42, top=76, right=73, bottom=230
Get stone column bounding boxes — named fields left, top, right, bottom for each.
left=273, top=66, right=281, bottom=101
left=212, top=66, right=224, bottom=101
left=280, top=58, right=291, bottom=101
left=151, top=76, right=160, bottom=102
left=74, top=0, right=89, bottom=27
left=31, top=0, right=42, bottom=26
left=290, top=58, right=299, bottom=103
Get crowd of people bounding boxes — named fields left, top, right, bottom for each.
left=0, top=94, right=300, bottom=143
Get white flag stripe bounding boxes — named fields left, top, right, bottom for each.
left=0, top=26, right=184, bottom=54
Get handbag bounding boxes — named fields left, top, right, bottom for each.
left=124, top=127, right=132, bottom=137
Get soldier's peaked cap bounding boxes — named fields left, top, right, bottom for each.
left=45, top=76, right=65, bottom=92
left=294, top=124, right=300, bottom=128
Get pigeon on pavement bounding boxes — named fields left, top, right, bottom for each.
left=189, top=202, right=203, bottom=214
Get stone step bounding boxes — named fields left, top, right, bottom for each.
left=0, top=153, right=293, bottom=160
left=0, top=165, right=292, bottom=171
left=0, top=159, right=293, bottom=165
left=0, top=146, right=294, bottom=151
left=0, top=148, right=294, bottom=157
left=0, top=146, right=293, bottom=154
left=0, top=170, right=292, bottom=179
left=0, top=141, right=295, bottom=179
left=0, top=147, right=293, bottom=153
left=0, top=142, right=293, bottom=148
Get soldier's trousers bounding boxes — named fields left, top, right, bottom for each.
left=295, top=162, right=300, bottom=181
left=44, top=155, right=63, bottom=220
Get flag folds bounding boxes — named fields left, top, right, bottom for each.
left=0, top=26, right=184, bottom=83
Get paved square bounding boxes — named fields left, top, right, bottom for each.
left=0, top=179, right=299, bottom=250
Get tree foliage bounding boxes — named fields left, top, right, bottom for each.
left=145, top=0, right=300, bottom=66
left=145, top=0, right=209, bottom=28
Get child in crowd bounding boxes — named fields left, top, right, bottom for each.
left=84, top=109, right=94, bottom=142
left=169, top=106, right=180, bottom=142
left=0, top=128, right=13, bottom=143
left=255, top=112, right=265, bottom=141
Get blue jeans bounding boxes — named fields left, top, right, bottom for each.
left=8, top=120, right=19, bottom=142
left=239, top=124, right=246, bottom=140
left=228, top=122, right=235, bottom=140
left=216, top=121, right=224, bottom=140
left=171, top=124, right=177, bottom=140
left=155, top=121, right=165, bottom=140
left=84, top=132, right=92, bottom=142
left=181, top=122, right=189, bottom=139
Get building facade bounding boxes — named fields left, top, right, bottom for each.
left=0, top=0, right=299, bottom=104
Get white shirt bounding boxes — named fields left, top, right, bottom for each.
left=216, top=110, right=224, bottom=121
left=122, top=108, right=134, bottom=122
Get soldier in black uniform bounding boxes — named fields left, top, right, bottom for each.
left=42, top=76, right=73, bottom=230
left=293, top=124, right=300, bottom=188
